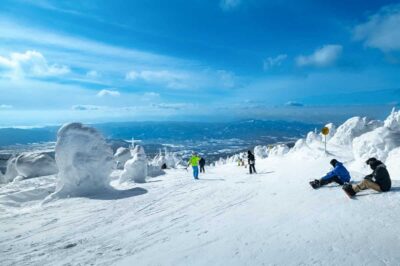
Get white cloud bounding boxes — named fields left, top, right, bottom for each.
left=0, top=104, right=13, bottom=109
left=96, top=89, right=120, bottom=97
left=285, top=101, right=304, bottom=107
left=152, top=103, right=191, bottom=110
left=0, top=50, right=70, bottom=78
left=71, top=105, right=104, bottom=111
left=126, top=70, right=190, bottom=89
left=143, top=92, right=160, bottom=97
left=0, top=19, right=183, bottom=67
left=217, top=70, right=235, bottom=88
left=86, top=70, right=100, bottom=78
left=354, top=4, right=400, bottom=52
left=263, top=54, right=288, bottom=70
left=220, top=0, right=241, bottom=11
left=296, top=45, right=342, bottom=67
left=126, top=69, right=236, bottom=90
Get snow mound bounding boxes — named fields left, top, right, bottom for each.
left=151, top=149, right=182, bottom=168
left=48, top=123, right=114, bottom=199
left=352, top=111, right=400, bottom=162
left=120, top=145, right=148, bottom=183
left=291, top=139, right=308, bottom=152
left=386, top=147, right=400, bottom=178
left=329, top=117, right=382, bottom=146
left=268, top=144, right=289, bottom=157
left=114, top=147, right=132, bottom=169
left=305, top=131, right=321, bottom=145
left=147, top=164, right=165, bottom=177
left=1, top=157, right=19, bottom=183
left=384, top=108, right=400, bottom=130
left=15, top=152, right=58, bottom=180
left=254, top=145, right=269, bottom=159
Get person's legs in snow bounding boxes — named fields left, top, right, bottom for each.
left=249, top=164, right=256, bottom=174
left=200, top=165, right=205, bottom=173
left=320, top=175, right=344, bottom=186
left=192, top=166, right=199, bottom=179
left=353, top=179, right=381, bottom=193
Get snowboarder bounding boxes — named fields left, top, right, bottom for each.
left=247, top=150, right=256, bottom=174
left=199, top=157, right=206, bottom=173
left=342, top=158, right=392, bottom=197
left=310, top=159, right=351, bottom=189
left=187, top=152, right=201, bottom=180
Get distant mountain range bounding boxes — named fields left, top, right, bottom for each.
left=0, top=120, right=321, bottom=147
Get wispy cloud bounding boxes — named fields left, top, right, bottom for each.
left=126, top=70, right=189, bottom=89
left=152, top=103, right=192, bottom=110
left=96, top=89, right=120, bottom=97
left=126, top=69, right=237, bottom=90
left=0, top=18, right=186, bottom=68
left=86, top=70, right=100, bottom=78
left=0, top=104, right=13, bottom=109
left=354, top=4, right=400, bottom=52
left=71, top=105, right=104, bottom=111
left=296, top=45, right=342, bottom=67
left=143, top=92, right=160, bottom=98
left=0, top=50, right=70, bottom=79
left=285, top=101, right=304, bottom=107
left=220, top=0, right=241, bottom=11
left=263, top=54, right=288, bottom=70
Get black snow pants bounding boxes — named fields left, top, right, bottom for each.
left=320, top=175, right=344, bottom=186
left=249, top=164, right=256, bottom=174
left=200, top=164, right=205, bottom=173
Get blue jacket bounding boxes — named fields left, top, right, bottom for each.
left=321, top=162, right=351, bottom=182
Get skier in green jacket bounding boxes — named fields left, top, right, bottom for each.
left=187, top=152, right=201, bottom=180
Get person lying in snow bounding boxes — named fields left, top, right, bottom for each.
left=342, top=158, right=392, bottom=197
left=310, top=159, right=351, bottom=189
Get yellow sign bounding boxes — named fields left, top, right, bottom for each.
left=321, top=127, right=330, bottom=136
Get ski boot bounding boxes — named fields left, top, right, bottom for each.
left=309, top=179, right=321, bottom=189
left=342, top=183, right=356, bottom=198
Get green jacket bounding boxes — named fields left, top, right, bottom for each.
left=188, top=156, right=201, bottom=166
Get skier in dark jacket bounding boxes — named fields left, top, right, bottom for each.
left=343, top=158, right=391, bottom=197
left=247, top=150, right=256, bottom=174
left=199, top=157, right=206, bottom=173
left=310, top=159, right=351, bottom=189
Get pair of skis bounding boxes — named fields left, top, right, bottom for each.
left=309, top=180, right=355, bottom=198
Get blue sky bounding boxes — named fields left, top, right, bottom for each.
left=0, top=0, right=400, bottom=126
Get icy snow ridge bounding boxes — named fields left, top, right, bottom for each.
left=47, top=123, right=114, bottom=199
left=329, top=116, right=382, bottom=146
left=15, top=152, right=58, bottom=179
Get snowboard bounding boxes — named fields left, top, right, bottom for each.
left=342, top=183, right=356, bottom=198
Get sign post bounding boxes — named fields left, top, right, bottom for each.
left=321, top=126, right=330, bottom=154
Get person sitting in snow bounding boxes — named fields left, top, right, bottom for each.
left=342, top=158, right=391, bottom=197
left=310, top=159, right=351, bottom=189
left=187, top=152, right=201, bottom=180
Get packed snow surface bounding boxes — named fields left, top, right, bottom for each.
left=1, top=111, right=400, bottom=265
left=49, top=123, right=114, bottom=199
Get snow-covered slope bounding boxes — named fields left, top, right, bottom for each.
left=1, top=110, right=400, bottom=265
